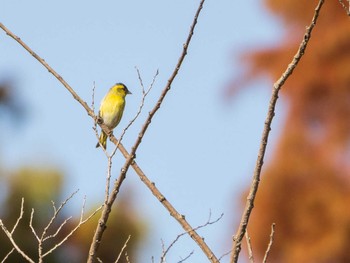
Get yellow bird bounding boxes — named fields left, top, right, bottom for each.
left=96, top=83, right=131, bottom=149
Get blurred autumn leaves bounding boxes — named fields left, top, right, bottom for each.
left=1, top=0, right=350, bottom=262
left=228, top=0, right=350, bottom=262
left=0, top=166, right=145, bottom=262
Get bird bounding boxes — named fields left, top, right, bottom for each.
left=96, top=83, right=131, bottom=149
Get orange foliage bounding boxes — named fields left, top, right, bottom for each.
left=231, top=0, right=350, bottom=262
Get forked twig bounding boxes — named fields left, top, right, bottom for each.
left=230, top=1, right=325, bottom=262
left=1, top=192, right=101, bottom=263
left=41, top=197, right=102, bottom=259
left=159, top=212, right=223, bottom=263
left=0, top=199, right=35, bottom=263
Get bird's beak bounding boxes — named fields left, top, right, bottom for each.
left=127, top=89, right=132, bottom=95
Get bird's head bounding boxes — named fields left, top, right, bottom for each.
left=112, top=83, right=132, bottom=97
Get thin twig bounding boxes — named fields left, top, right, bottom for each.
left=0, top=200, right=35, bottom=263
left=245, top=231, right=254, bottom=263
left=100, top=69, right=158, bottom=207
left=262, top=223, right=275, bottom=263
left=42, top=202, right=102, bottom=258
left=29, top=209, right=40, bottom=242
left=1, top=248, right=14, bottom=263
left=230, top=1, right=325, bottom=262
left=110, top=68, right=159, bottom=158
left=38, top=191, right=78, bottom=262
left=114, top=235, right=131, bottom=263
left=125, top=251, right=131, bottom=263
left=160, top=239, right=167, bottom=263
left=11, top=198, right=24, bottom=235
left=104, top=156, right=113, bottom=203
left=42, top=190, right=78, bottom=238
left=160, top=212, right=223, bottom=263
left=338, top=0, right=350, bottom=15
left=218, top=249, right=232, bottom=262
left=92, top=81, right=96, bottom=112
left=0, top=23, right=96, bottom=120
left=177, top=251, right=194, bottom=263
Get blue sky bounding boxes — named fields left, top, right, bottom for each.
left=1, top=1, right=285, bottom=262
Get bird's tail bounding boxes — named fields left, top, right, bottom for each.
left=96, top=131, right=107, bottom=149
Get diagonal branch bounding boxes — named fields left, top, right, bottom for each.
left=0, top=199, right=35, bottom=263
left=1, top=1, right=217, bottom=261
left=1, top=248, right=15, bottom=263
left=0, top=22, right=95, bottom=120
left=337, top=0, right=350, bottom=15
left=262, top=223, right=276, bottom=263
left=160, top=212, right=223, bottom=263
left=88, top=1, right=219, bottom=262
left=230, top=1, right=325, bottom=262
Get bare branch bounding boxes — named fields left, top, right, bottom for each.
left=245, top=231, right=254, bottom=263
left=159, top=212, right=223, bottom=263
left=1, top=248, right=14, bottom=263
left=110, top=68, right=158, bottom=158
left=11, top=198, right=24, bottom=235
left=262, top=223, right=276, bottom=263
left=29, top=209, right=40, bottom=242
left=177, top=251, right=194, bottom=263
left=41, top=190, right=79, bottom=241
left=88, top=69, right=160, bottom=262
left=94, top=0, right=218, bottom=262
left=42, top=202, right=102, bottom=258
left=125, top=251, right=131, bottom=263
left=338, top=0, right=350, bottom=15
left=0, top=23, right=96, bottom=120
left=0, top=200, right=35, bottom=263
left=230, top=1, right=325, bottom=262
left=1, top=1, right=217, bottom=261
left=114, top=235, right=131, bottom=263
left=91, top=81, right=97, bottom=112
left=43, top=216, right=72, bottom=242
left=218, top=249, right=232, bottom=262
left=98, top=69, right=158, bottom=208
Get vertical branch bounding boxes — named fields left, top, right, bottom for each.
left=230, top=1, right=325, bottom=262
